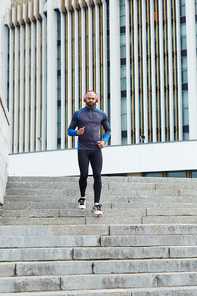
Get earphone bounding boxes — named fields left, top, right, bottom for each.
left=83, top=90, right=99, bottom=103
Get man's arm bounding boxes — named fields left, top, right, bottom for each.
left=102, top=113, right=111, bottom=144
left=97, top=113, right=111, bottom=149
left=68, top=112, right=78, bottom=136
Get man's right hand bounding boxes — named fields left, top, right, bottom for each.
left=77, top=126, right=85, bottom=135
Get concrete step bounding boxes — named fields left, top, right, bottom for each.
left=1, top=216, right=143, bottom=225
left=0, top=217, right=87, bottom=225
left=5, top=194, right=197, bottom=204
left=1, top=234, right=197, bottom=248
left=143, top=216, right=197, bottom=224
left=1, top=272, right=197, bottom=293
left=1, top=208, right=146, bottom=218
left=2, top=201, right=112, bottom=210
left=5, top=200, right=197, bottom=211
left=6, top=181, right=157, bottom=190
left=1, top=224, right=197, bottom=237
left=5, top=188, right=182, bottom=197
left=2, top=258, right=197, bottom=277
left=0, top=225, right=110, bottom=236
left=0, top=235, right=101, bottom=248
left=1, top=286, right=197, bottom=296
left=8, top=176, right=197, bottom=184
left=3, top=245, right=197, bottom=262
left=1, top=287, right=197, bottom=296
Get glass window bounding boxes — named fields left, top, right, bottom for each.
left=183, top=133, right=189, bottom=140
left=120, top=5, right=125, bottom=17
left=181, top=57, right=187, bottom=70
left=57, top=109, right=61, bottom=122
left=120, top=34, right=126, bottom=46
left=180, top=24, right=186, bottom=36
left=57, top=47, right=61, bottom=58
left=182, top=108, right=189, bottom=125
left=144, top=172, right=162, bottom=177
left=120, top=16, right=126, bottom=27
left=57, top=123, right=61, bottom=137
left=121, top=65, right=126, bottom=78
left=181, top=37, right=187, bottom=49
left=57, top=88, right=61, bottom=101
left=120, top=0, right=125, bottom=5
left=180, top=5, right=186, bottom=17
left=121, top=138, right=127, bottom=145
left=57, top=77, right=61, bottom=88
left=121, top=98, right=127, bottom=114
left=182, top=91, right=188, bottom=108
left=180, top=0, right=185, bottom=4
left=182, top=70, right=188, bottom=83
left=57, top=30, right=61, bottom=40
left=121, top=114, right=127, bottom=130
left=121, top=78, right=126, bottom=90
left=191, top=171, right=197, bottom=178
left=120, top=46, right=126, bottom=58
left=167, top=171, right=185, bottom=178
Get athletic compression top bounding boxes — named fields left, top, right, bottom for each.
left=68, top=106, right=111, bottom=150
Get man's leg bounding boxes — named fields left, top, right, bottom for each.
left=89, top=150, right=103, bottom=205
left=78, top=150, right=89, bottom=198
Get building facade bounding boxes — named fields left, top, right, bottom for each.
left=0, top=0, right=197, bottom=177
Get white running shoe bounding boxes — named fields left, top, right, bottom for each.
left=78, top=198, right=86, bottom=209
left=92, top=204, right=102, bottom=216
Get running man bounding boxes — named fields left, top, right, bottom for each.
left=68, top=90, right=111, bottom=215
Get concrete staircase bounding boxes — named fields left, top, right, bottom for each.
left=1, top=176, right=197, bottom=295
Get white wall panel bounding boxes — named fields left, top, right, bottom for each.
left=8, top=140, right=197, bottom=176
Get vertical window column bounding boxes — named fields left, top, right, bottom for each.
left=126, top=0, right=131, bottom=144
left=130, top=0, right=135, bottom=144
left=150, top=0, right=156, bottom=142
left=88, top=4, right=93, bottom=89
left=9, top=28, right=14, bottom=154
left=67, top=9, right=72, bottom=148
left=159, top=0, right=165, bottom=142
left=142, top=0, right=148, bottom=144
left=175, top=0, right=183, bottom=141
left=134, top=0, right=139, bottom=144
left=167, top=0, right=174, bottom=142
left=102, top=1, right=108, bottom=116
left=61, top=11, right=66, bottom=150
left=120, top=0, right=127, bottom=145
left=180, top=0, right=189, bottom=140
left=19, top=23, right=25, bottom=153
left=36, top=20, right=42, bottom=151
left=14, top=26, right=19, bottom=153
left=57, top=11, right=61, bottom=149
left=30, top=21, right=36, bottom=152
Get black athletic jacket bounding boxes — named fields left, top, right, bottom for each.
left=68, top=106, right=111, bottom=150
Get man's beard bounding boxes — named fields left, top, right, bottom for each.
left=86, top=101, right=96, bottom=108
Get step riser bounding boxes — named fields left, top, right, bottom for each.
left=6, top=189, right=182, bottom=196
left=1, top=234, right=197, bottom=248
left=0, top=287, right=197, bottom=296
left=1, top=224, right=197, bottom=236
left=1, top=272, right=197, bottom=293
left=3, top=259, right=196, bottom=277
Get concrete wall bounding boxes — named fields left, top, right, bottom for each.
left=0, top=92, right=10, bottom=204
left=8, top=139, right=197, bottom=177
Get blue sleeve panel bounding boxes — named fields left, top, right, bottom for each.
left=68, top=111, right=79, bottom=137
left=68, top=129, right=77, bottom=136
left=101, top=112, right=111, bottom=143
left=103, top=129, right=111, bottom=143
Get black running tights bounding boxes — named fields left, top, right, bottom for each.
left=78, top=150, right=103, bottom=203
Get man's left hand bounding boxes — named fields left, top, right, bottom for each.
left=97, top=141, right=105, bottom=149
